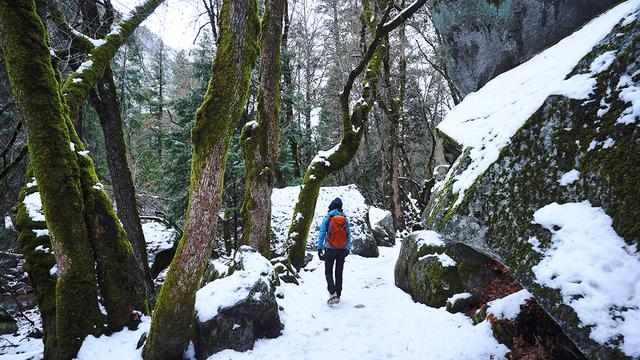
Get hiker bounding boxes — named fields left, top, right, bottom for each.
left=317, top=197, right=351, bottom=305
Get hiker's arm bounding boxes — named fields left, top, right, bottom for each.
left=318, top=216, right=328, bottom=250
left=346, top=218, right=352, bottom=250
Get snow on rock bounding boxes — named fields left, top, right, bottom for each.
left=368, top=207, right=389, bottom=226
left=368, top=207, right=395, bottom=247
left=194, top=246, right=281, bottom=358
left=419, top=253, right=457, bottom=267
left=531, top=201, right=640, bottom=356
left=270, top=185, right=374, bottom=257
left=486, top=289, right=534, bottom=321
left=434, top=0, right=640, bottom=206
left=412, top=230, right=445, bottom=249
left=616, top=72, right=640, bottom=125
left=23, top=192, right=45, bottom=222
left=195, top=246, right=276, bottom=323
left=447, top=292, right=472, bottom=304
left=76, top=316, right=151, bottom=360
left=558, top=169, right=580, bottom=186
left=142, top=221, right=176, bottom=264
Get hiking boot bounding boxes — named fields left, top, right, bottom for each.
left=327, top=293, right=339, bottom=305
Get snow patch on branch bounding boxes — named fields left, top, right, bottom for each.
left=23, top=192, right=45, bottom=222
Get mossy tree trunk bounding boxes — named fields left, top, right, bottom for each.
left=1, top=0, right=163, bottom=357
left=286, top=0, right=427, bottom=268
left=0, top=2, right=101, bottom=358
left=89, top=65, right=154, bottom=295
left=280, top=0, right=301, bottom=181
left=240, top=0, right=285, bottom=258
left=80, top=0, right=153, bottom=297
left=144, top=1, right=260, bottom=358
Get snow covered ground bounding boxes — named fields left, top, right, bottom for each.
left=0, top=308, right=44, bottom=360
left=1, top=237, right=509, bottom=360
left=209, top=244, right=508, bottom=360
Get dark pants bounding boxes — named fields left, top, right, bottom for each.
left=324, top=248, right=347, bottom=297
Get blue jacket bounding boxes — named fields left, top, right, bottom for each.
left=317, top=209, right=351, bottom=250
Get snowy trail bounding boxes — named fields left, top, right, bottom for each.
left=210, top=244, right=507, bottom=360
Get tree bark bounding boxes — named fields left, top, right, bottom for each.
left=281, top=0, right=301, bottom=180
left=240, top=0, right=285, bottom=257
left=89, top=65, right=154, bottom=295
left=0, top=2, right=100, bottom=357
left=1, top=0, right=163, bottom=357
left=144, top=1, right=260, bottom=358
left=286, top=0, right=427, bottom=268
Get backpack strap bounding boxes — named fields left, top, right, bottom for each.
left=325, top=215, right=333, bottom=249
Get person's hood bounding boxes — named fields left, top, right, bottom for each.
left=328, top=197, right=343, bottom=211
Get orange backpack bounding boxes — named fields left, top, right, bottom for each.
left=327, top=215, right=348, bottom=249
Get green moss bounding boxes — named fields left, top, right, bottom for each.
left=240, top=0, right=284, bottom=256
left=425, top=18, right=640, bottom=357
left=145, top=1, right=260, bottom=358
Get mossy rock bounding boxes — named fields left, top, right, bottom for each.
left=446, top=293, right=480, bottom=314
left=0, top=306, right=17, bottom=335
left=424, top=16, right=640, bottom=359
left=395, top=231, right=497, bottom=308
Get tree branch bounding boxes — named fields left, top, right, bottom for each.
left=62, top=0, right=166, bottom=119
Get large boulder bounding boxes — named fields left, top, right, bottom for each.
left=394, top=230, right=498, bottom=307
left=425, top=6, right=640, bottom=359
left=271, top=184, right=378, bottom=258
left=194, top=246, right=282, bottom=359
left=431, top=0, right=618, bottom=96
left=368, top=207, right=395, bottom=247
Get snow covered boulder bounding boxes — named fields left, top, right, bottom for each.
left=271, top=184, right=378, bottom=258
left=194, top=246, right=282, bottom=359
left=394, top=230, right=497, bottom=307
left=425, top=5, right=640, bottom=358
left=368, top=207, right=395, bottom=247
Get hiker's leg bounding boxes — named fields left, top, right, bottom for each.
left=324, top=249, right=336, bottom=294
left=334, top=250, right=346, bottom=297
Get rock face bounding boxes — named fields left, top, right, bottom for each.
left=425, top=9, right=640, bottom=359
left=431, top=0, right=618, bottom=95
left=194, top=246, right=282, bottom=359
left=394, top=231, right=498, bottom=307
left=271, top=185, right=378, bottom=258
left=368, top=207, right=395, bottom=247
left=483, top=291, right=585, bottom=359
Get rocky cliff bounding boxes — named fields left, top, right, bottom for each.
left=431, top=0, right=619, bottom=95
left=424, top=1, right=640, bottom=358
